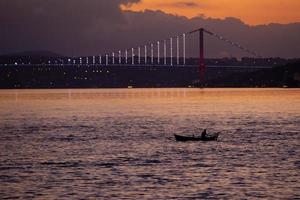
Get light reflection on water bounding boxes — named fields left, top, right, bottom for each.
left=0, top=88, right=299, bottom=199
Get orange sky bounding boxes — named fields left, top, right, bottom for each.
left=122, top=0, right=300, bottom=25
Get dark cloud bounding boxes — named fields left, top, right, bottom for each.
left=157, top=1, right=201, bottom=8
left=0, top=0, right=140, bottom=55
left=0, top=1, right=299, bottom=58
left=183, top=2, right=200, bottom=7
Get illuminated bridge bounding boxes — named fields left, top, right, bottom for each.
left=54, top=27, right=265, bottom=84
left=1, top=27, right=282, bottom=88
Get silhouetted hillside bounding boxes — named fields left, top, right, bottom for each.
left=210, top=62, right=300, bottom=87
left=1, top=51, right=63, bottom=57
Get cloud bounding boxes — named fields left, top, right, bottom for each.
left=0, top=1, right=299, bottom=58
left=125, top=0, right=300, bottom=25
left=0, top=0, right=140, bottom=55
left=120, top=10, right=300, bottom=58
left=157, top=1, right=203, bottom=8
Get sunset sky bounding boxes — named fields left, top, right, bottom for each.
left=122, top=0, right=300, bottom=25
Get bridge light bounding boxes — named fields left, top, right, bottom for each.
left=157, top=41, right=160, bottom=64
left=138, top=46, right=141, bottom=64
left=170, top=37, right=173, bottom=66
left=164, top=40, right=167, bottom=65
left=144, top=45, right=147, bottom=64
left=183, top=33, right=186, bottom=65
left=177, top=36, right=179, bottom=65
left=132, top=48, right=134, bottom=65
left=151, top=43, right=154, bottom=64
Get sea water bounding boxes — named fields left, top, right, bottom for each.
left=0, top=88, right=299, bottom=199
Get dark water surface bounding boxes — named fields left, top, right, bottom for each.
left=0, top=88, right=299, bottom=199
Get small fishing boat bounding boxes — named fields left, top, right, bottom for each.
left=174, top=132, right=219, bottom=142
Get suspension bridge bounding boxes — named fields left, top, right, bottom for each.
left=1, top=27, right=273, bottom=88
left=69, top=27, right=262, bottom=85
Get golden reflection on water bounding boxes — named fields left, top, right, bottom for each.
left=0, top=88, right=299, bottom=101
left=0, top=88, right=299, bottom=115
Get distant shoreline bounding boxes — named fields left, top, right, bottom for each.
left=0, top=63, right=299, bottom=89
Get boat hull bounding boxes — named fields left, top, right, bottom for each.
left=174, top=133, right=219, bottom=142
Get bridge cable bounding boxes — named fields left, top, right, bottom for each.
left=203, top=29, right=262, bottom=58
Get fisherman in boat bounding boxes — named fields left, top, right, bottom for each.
left=201, top=129, right=207, bottom=139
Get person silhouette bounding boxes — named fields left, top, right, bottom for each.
left=201, top=129, right=207, bottom=139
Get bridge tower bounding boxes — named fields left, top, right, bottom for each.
left=199, top=28, right=205, bottom=87
left=190, top=28, right=206, bottom=87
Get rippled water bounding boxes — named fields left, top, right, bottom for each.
left=0, top=88, right=299, bottom=199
